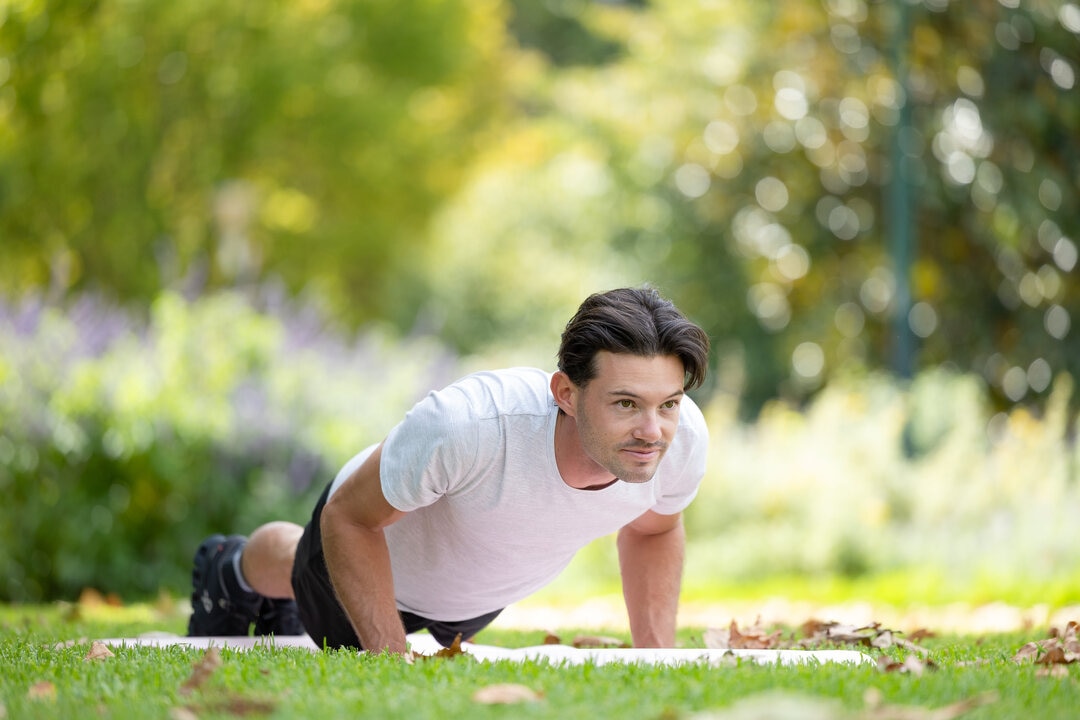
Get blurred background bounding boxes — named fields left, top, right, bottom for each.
left=1, top=0, right=1078, bottom=609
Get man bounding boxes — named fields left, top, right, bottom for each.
left=187, top=286, right=710, bottom=652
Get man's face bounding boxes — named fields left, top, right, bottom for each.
left=571, top=351, right=686, bottom=484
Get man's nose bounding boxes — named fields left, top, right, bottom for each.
left=633, top=411, right=663, bottom=443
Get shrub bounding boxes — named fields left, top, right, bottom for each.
left=0, top=288, right=458, bottom=601
left=682, top=368, right=1080, bottom=595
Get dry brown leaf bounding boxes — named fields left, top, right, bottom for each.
left=542, top=632, right=562, bottom=645
left=798, top=621, right=930, bottom=656
left=731, top=619, right=785, bottom=649
left=571, top=634, right=630, bottom=649
left=471, top=683, right=543, bottom=704
left=800, top=619, right=834, bottom=638
left=709, top=616, right=936, bottom=657
left=908, top=628, right=936, bottom=642
left=434, top=633, right=465, bottom=658
left=84, top=641, right=115, bottom=661
left=799, top=621, right=876, bottom=648
left=877, top=655, right=936, bottom=676
left=27, top=681, right=57, bottom=701
left=414, top=633, right=469, bottom=660
left=180, top=647, right=223, bottom=695
left=1012, top=621, right=1080, bottom=666
left=703, top=626, right=731, bottom=649
left=1013, top=641, right=1040, bottom=663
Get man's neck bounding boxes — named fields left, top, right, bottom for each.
left=553, top=412, right=618, bottom=490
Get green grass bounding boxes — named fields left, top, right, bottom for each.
left=2, top=603, right=1078, bottom=719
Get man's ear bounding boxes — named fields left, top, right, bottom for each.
left=550, top=371, right=578, bottom=417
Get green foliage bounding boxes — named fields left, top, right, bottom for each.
left=414, top=0, right=1080, bottom=415
left=684, top=368, right=1080, bottom=595
left=0, top=289, right=460, bottom=601
left=3, top=0, right=1077, bottom=418
left=0, top=0, right=509, bottom=323
left=505, top=0, right=624, bottom=66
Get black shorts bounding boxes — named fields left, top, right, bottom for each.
left=290, top=481, right=502, bottom=651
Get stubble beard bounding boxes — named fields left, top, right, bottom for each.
left=611, top=440, right=668, bottom=483
left=577, top=410, right=668, bottom=484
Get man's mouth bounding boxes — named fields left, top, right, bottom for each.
left=621, top=444, right=666, bottom=461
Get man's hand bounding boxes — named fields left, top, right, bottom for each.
left=617, top=510, right=686, bottom=648
left=320, top=444, right=410, bottom=654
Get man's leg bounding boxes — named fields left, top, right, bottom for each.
left=187, top=522, right=306, bottom=637
left=241, top=521, right=303, bottom=599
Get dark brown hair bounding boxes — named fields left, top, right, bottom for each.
left=557, top=286, right=710, bottom=390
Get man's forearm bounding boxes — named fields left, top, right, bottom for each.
left=320, top=501, right=408, bottom=653
left=617, top=520, right=685, bottom=648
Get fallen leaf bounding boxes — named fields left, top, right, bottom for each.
left=1012, top=622, right=1080, bottom=666
left=1013, top=641, right=1040, bottom=663
left=180, top=647, right=223, bottom=695
left=84, top=641, right=115, bottom=661
left=799, top=621, right=930, bottom=656
left=728, top=619, right=783, bottom=649
left=704, top=619, right=784, bottom=650
left=877, top=655, right=935, bottom=676
left=707, top=617, right=933, bottom=657
left=800, top=619, right=834, bottom=638
left=542, top=632, right=561, bottom=645
left=571, top=634, right=630, bottom=649
left=434, top=633, right=465, bottom=658
left=27, top=681, right=56, bottom=701
left=703, top=626, right=731, bottom=649
left=471, top=683, right=543, bottom=704
left=908, top=628, right=936, bottom=642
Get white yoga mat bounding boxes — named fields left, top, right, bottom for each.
left=99, top=633, right=871, bottom=666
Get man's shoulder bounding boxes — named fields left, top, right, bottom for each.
left=442, top=367, right=554, bottom=416
left=676, top=394, right=709, bottom=443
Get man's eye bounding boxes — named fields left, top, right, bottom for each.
left=618, top=399, right=635, bottom=408
left=662, top=400, right=679, bottom=409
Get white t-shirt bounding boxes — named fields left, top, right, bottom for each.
left=328, top=367, right=708, bottom=621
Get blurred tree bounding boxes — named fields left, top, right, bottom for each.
left=0, top=0, right=510, bottom=324
left=2, top=0, right=1076, bottom=417
left=506, top=0, right=626, bottom=66
left=627, top=0, right=1080, bottom=414
left=411, top=0, right=1078, bottom=417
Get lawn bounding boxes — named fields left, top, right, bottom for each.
left=2, top=599, right=1077, bottom=719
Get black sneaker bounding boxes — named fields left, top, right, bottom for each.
left=254, top=598, right=306, bottom=636
left=187, top=534, right=263, bottom=637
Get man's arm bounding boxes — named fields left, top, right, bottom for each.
left=616, top=509, right=686, bottom=648
left=320, top=444, right=410, bottom=653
